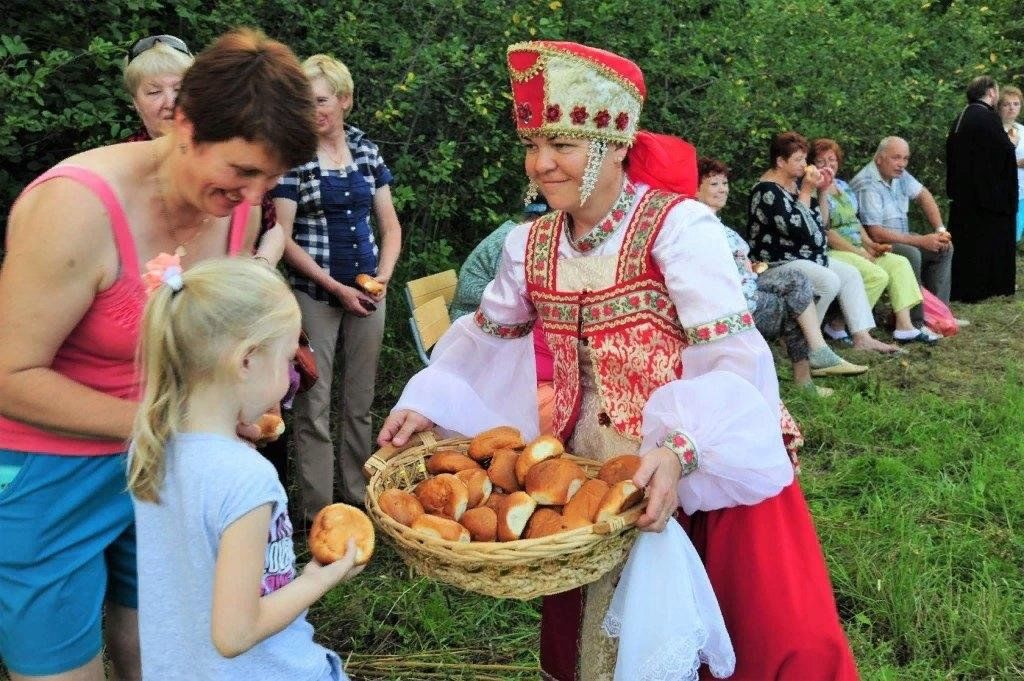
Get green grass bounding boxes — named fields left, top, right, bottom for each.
left=311, top=259, right=1024, bottom=680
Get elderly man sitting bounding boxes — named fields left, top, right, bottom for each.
left=850, top=137, right=959, bottom=329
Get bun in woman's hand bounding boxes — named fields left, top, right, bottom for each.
left=355, top=273, right=385, bottom=296
left=254, top=412, right=285, bottom=444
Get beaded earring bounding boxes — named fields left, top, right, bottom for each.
left=578, top=139, right=608, bottom=206
left=523, top=179, right=540, bottom=207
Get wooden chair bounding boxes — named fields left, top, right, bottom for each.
left=405, top=269, right=458, bottom=311
left=405, top=269, right=458, bottom=365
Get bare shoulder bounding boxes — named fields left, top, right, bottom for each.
left=5, top=145, right=149, bottom=283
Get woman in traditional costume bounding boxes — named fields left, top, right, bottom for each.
left=378, top=41, right=858, bottom=681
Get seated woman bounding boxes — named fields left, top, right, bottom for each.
left=697, top=157, right=867, bottom=397
left=811, top=139, right=937, bottom=345
left=747, top=131, right=899, bottom=354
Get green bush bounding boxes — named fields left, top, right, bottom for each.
left=3, top=0, right=1023, bottom=247
left=2, top=0, right=1023, bottom=382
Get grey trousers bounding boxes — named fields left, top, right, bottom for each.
left=293, top=290, right=386, bottom=520
left=889, top=242, right=953, bottom=326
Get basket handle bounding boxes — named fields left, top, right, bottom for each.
left=363, top=430, right=440, bottom=480
left=592, top=504, right=646, bottom=535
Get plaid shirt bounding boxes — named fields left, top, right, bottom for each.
left=271, top=125, right=393, bottom=303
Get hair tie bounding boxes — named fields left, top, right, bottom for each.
left=143, top=252, right=185, bottom=295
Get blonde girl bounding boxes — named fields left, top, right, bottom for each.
left=129, top=258, right=360, bottom=680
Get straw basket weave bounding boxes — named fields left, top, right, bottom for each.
left=363, top=431, right=643, bottom=600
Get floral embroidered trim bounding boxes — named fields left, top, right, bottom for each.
left=568, top=178, right=637, bottom=253
left=473, top=309, right=534, bottom=339
left=526, top=211, right=564, bottom=289
left=570, top=105, right=589, bottom=124
left=533, top=283, right=682, bottom=338
left=617, top=189, right=684, bottom=282
left=685, top=310, right=755, bottom=345
left=615, top=112, right=630, bottom=130
left=661, top=430, right=698, bottom=476
left=545, top=104, right=562, bottom=123
left=516, top=102, right=533, bottom=124
left=594, top=110, right=611, bottom=128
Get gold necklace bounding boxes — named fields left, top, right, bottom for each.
left=153, top=148, right=209, bottom=257
left=319, top=138, right=348, bottom=166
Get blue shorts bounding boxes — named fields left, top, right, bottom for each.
left=0, top=449, right=137, bottom=676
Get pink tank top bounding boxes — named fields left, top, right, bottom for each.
left=0, top=166, right=250, bottom=455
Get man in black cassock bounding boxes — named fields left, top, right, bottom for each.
left=946, top=75, right=1019, bottom=302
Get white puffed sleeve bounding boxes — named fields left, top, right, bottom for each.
left=393, top=223, right=541, bottom=439
left=644, top=201, right=792, bottom=512
left=640, top=372, right=793, bottom=514
left=652, top=201, right=781, bottom=408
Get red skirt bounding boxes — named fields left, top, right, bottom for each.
left=540, top=480, right=858, bottom=680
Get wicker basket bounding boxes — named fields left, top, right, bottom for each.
left=363, top=431, right=643, bottom=600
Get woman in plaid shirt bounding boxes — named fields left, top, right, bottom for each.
left=272, top=54, right=402, bottom=523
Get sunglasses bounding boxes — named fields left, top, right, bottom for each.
left=128, top=34, right=192, bottom=62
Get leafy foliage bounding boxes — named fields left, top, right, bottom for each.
left=3, top=0, right=1023, bottom=244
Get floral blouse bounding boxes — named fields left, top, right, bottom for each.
left=746, top=181, right=828, bottom=267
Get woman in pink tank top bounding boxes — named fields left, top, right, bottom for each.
left=0, top=30, right=317, bottom=681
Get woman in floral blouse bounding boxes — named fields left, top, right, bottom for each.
left=747, top=131, right=898, bottom=354
left=697, top=157, right=867, bottom=397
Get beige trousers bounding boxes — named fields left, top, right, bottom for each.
left=293, top=291, right=386, bottom=520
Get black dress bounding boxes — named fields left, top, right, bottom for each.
left=946, top=100, right=1019, bottom=302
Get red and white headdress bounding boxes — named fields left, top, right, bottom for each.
left=508, top=40, right=698, bottom=201
left=507, top=41, right=645, bottom=146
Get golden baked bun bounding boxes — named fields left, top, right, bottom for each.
left=468, top=426, right=525, bottom=461
left=595, top=480, right=645, bottom=523
left=254, top=412, right=285, bottom=444
left=484, top=491, right=508, bottom=512
left=411, top=514, right=471, bottom=542
left=524, top=458, right=587, bottom=506
left=597, top=454, right=642, bottom=486
left=355, top=273, right=385, bottom=296
left=309, top=503, right=375, bottom=565
left=377, top=489, right=424, bottom=527
left=414, top=473, right=469, bottom=520
left=426, top=451, right=481, bottom=475
left=496, top=491, right=538, bottom=541
left=515, top=435, right=565, bottom=483
left=523, top=507, right=564, bottom=539
left=459, top=506, right=497, bottom=542
left=562, top=478, right=610, bottom=529
left=487, top=448, right=521, bottom=492
left=454, top=468, right=492, bottom=508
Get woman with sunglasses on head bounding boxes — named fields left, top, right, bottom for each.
left=0, top=29, right=316, bottom=681
left=379, top=42, right=858, bottom=680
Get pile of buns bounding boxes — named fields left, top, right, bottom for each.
left=376, top=427, right=645, bottom=544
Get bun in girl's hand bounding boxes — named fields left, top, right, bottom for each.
left=309, top=503, right=375, bottom=565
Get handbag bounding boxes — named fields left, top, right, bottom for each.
left=294, top=330, right=319, bottom=393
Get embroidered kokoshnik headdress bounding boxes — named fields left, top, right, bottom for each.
left=507, top=40, right=698, bottom=204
